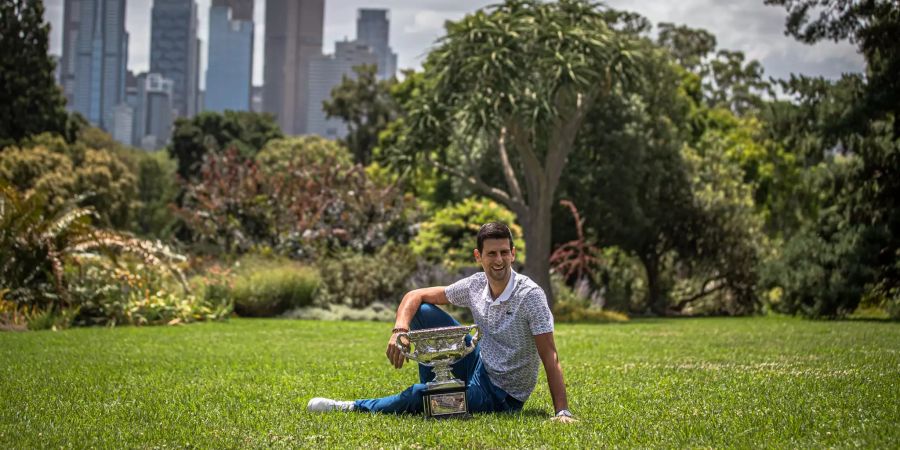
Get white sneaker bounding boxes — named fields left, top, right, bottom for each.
left=307, top=397, right=356, bottom=413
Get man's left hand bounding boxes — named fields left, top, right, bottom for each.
left=550, top=414, right=579, bottom=423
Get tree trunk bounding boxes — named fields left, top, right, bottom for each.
left=521, top=195, right=555, bottom=308
left=642, top=254, right=666, bottom=316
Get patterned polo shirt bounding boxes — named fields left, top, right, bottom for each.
left=445, top=270, right=554, bottom=402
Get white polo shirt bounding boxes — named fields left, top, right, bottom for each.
left=445, top=270, right=554, bottom=401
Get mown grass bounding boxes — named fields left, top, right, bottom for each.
left=1, top=316, right=898, bottom=448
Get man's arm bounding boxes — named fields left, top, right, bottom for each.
left=534, top=332, right=577, bottom=423
left=385, top=287, right=449, bottom=369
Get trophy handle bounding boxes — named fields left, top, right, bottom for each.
left=464, top=325, right=480, bottom=356
left=397, top=332, right=416, bottom=361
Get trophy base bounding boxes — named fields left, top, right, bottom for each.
left=422, top=385, right=469, bottom=419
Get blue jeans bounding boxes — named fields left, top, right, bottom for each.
left=354, top=304, right=525, bottom=414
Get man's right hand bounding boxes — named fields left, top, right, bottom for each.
left=386, top=332, right=409, bottom=369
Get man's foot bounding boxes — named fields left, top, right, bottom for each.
left=307, top=397, right=356, bottom=413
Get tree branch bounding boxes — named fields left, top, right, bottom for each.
left=546, top=88, right=597, bottom=194
left=424, top=158, right=525, bottom=213
left=673, top=275, right=728, bottom=310
left=497, top=126, right=524, bottom=204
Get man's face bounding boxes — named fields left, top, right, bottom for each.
left=475, top=238, right=516, bottom=283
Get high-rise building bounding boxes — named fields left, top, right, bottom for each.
left=356, top=9, right=397, bottom=80
left=250, top=85, right=263, bottom=113
left=263, top=0, right=324, bottom=135
left=213, top=0, right=253, bottom=21
left=111, top=103, right=134, bottom=144
left=133, top=73, right=175, bottom=150
left=205, top=2, right=254, bottom=112
left=306, top=40, right=378, bottom=139
left=150, top=0, right=201, bottom=118
left=60, top=0, right=129, bottom=131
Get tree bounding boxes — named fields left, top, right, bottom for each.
left=323, top=64, right=398, bottom=165
left=0, top=132, right=139, bottom=230
left=560, top=45, right=700, bottom=314
left=394, top=0, right=639, bottom=305
left=559, top=31, right=764, bottom=315
left=765, top=0, right=899, bottom=136
left=657, top=22, right=716, bottom=73
left=764, top=0, right=900, bottom=315
left=656, top=23, right=771, bottom=115
left=167, top=110, right=282, bottom=181
left=706, top=50, right=771, bottom=115
left=0, top=0, right=68, bottom=146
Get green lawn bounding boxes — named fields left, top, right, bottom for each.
left=1, top=317, right=898, bottom=448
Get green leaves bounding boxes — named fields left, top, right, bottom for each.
left=414, top=0, right=637, bottom=137
left=323, top=64, right=398, bottom=165
left=0, top=0, right=68, bottom=145
left=167, top=111, right=283, bottom=182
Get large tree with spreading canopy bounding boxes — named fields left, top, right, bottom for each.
left=394, top=0, right=638, bottom=305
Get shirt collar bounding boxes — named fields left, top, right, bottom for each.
left=484, top=270, right=517, bottom=303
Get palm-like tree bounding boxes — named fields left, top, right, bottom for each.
left=399, top=0, right=638, bottom=305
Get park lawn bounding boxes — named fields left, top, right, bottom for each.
left=1, top=317, right=898, bottom=449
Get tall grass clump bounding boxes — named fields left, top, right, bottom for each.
left=229, top=256, right=319, bottom=317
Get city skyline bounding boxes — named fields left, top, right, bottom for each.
left=44, top=0, right=865, bottom=91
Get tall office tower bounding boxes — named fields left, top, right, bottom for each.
left=263, top=0, right=324, bottom=135
left=133, top=73, right=175, bottom=150
left=150, top=0, right=201, bottom=118
left=213, top=0, right=253, bottom=21
left=306, top=40, right=378, bottom=139
left=356, top=9, right=397, bottom=80
left=250, top=85, right=263, bottom=113
left=60, top=0, right=129, bottom=130
left=111, top=103, right=133, bottom=144
left=205, top=1, right=254, bottom=112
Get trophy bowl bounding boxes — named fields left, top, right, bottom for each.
left=397, top=324, right=480, bottom=418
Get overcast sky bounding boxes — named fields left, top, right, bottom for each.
left=44, top=0, right=864, bottom=89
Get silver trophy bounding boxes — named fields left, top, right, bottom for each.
left=397, top=324, right=480, bottom=418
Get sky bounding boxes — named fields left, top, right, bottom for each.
left=43, top=0, right=864, bottom=89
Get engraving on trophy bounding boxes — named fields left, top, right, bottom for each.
left=429, top=392, right=468, bottom=416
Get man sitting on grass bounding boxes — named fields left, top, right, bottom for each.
left=307, top=222, right=577, bottom=422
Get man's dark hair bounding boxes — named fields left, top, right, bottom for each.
left=477, top=222, right=514, bottom=253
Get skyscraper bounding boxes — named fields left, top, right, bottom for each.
left=356, top=9, right=397, bottom=81
left=213, top=0, right=253, bottom=21
left=133, top=73, right=175, bottom=150
left=205, top=1, right=254, bottom=112
left=306, top=40, right=378, bottom=139
left=150, top=0, right=201, bottom=118
left=60, top=0, right=129, bottom=131
left=263, top=0, right=324, bottom=135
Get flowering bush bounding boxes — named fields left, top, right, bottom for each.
left=178, top=137, right=412, bottom=258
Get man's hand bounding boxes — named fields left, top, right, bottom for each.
left=385, top=332, right=409, bottom=369
left=550, top=414, right=579, bottom=423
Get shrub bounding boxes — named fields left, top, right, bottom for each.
left=0, top=133, right=139, bottom=229
left=551, top=275, right=629, bottom=323
left=760, top=216, right=868, bottom=318
left=25, top=306, right=80, bottom=331
left=1, top=181, right=96, bottom=309
left=68, top=254, right=230, bottom=327
left=410, top=197, right=525, bottom=271
left=0, top=180, right=227, bottom=328
left=178, top=140, right=411, bottom=258
left=591, top=247, right=647, bottom=313
left=315, top=243, right=417, bottom=308
left=282, top=302, right=395, bottom=322
left=230, top=257, right=320, bottom=317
